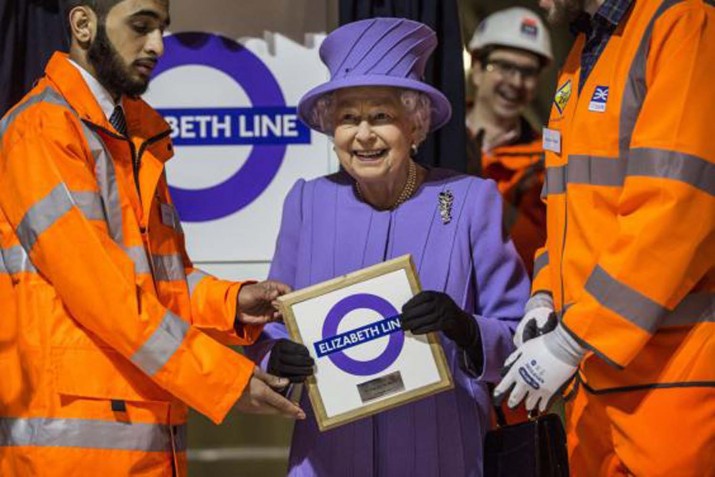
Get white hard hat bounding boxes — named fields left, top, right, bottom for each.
left=468, top=7, right=553, bottom=63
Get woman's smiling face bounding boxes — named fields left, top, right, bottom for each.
left=332, top=86, right=415, bottom=185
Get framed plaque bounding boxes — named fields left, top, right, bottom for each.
left=277, top=254, right=453, bottom=431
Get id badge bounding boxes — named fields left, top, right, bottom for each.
left=542, top=128, right=561, bottom=154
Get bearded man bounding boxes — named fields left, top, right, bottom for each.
left=0, top=1, right=306, bottom=475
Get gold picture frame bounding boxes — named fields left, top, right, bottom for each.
left=277, top=254, right=453, bottom=431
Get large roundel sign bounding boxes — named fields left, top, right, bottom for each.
left=315, top=293, right=405, bottom=376
left=151, top=32, right=310, bottom=222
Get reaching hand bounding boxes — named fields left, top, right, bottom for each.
left=400, top=291, right=479, bottom=349
left=268, top=339, right=315, bottom=383
left=236, top=280, right=292, bottom=326
left=234, top=367, right=306, bottom=419
left=494, top=324, right=584, bottom=412
left=513, top=293, right=557, bottom=348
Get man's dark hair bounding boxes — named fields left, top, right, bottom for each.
left=61, top=0, right=121, bottom=40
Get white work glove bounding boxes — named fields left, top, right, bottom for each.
left=494, top=324, right=584, bottom=412
left=513, top=293, right=557, bottom=348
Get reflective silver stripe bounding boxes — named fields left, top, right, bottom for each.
left=187, top=269, right=210, bottom=296
left=0, top=255, right=6, bottom=274
left=586, top=265, right=666, bottom=332
left=0, top=88, right=70, bottom=139
left=0, top=417, right=187, bottom=452
left=16, top=184, right=74, bottom=252
left=8, top=189, right=103, bottom=261
left=153, top=253, right=186, bottom=282
left=628, top=148, right=715, bottom=196
left=70, top=191, right=105, bottom=221
left=586, top=265, right=714, bottom=332
left=661, top=292, right=715, bottom=327
left=543, top=156, right=624, bottom=196
left=533, top=251, right=549, bottom=280
left=568, top=155, right=624, bottom=187
left=81, top=124, right=124, bottom=244
left=1, top=246, right=37, bottom=274
left=620, top=0, right=683, bottom=157
left=544, top=165, right=566, bottom=195
left=124, top=246, right=152, bottom=275
left=542, top=149, right=709, bottom=196
left=131, top=309, right=189, bottom=376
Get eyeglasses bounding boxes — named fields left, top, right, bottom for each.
left=484, top=59, right=541, bottom=82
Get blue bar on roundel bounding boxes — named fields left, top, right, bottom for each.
left=314, top=315, right=403, bottom=358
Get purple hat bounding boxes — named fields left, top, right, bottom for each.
left=298, top=17, right=452, bottom=133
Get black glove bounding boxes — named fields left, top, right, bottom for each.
left=400, top=291, right=480, bottom=349
left=267, top=339, right=315, bottom=383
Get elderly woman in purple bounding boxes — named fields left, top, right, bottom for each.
left=246, top=17, right=529, bottom=477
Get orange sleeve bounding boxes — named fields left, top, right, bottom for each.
left=183, top=263, right=264, bottom=346
left=531, top=246, right=552, bottom=297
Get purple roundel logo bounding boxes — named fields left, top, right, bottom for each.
left=321, top=294, right=405, bottom=376
left=151, top=32, right=310, bottom=222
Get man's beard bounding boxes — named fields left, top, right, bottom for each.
left=87, top=23, right=149, bottom=98
left=547, top=0, right=587, bottom=25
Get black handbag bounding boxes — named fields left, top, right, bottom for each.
left=483, top=410, right=570, bottom=477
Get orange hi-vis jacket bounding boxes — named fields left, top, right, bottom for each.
left=0, top=53, right=260, bottom=476
left=534, top=0, right=714, bottom=394
left=467, top=120, right=546, bottom=277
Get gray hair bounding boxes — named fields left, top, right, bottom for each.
left=312, top=88, right=432, bottom=147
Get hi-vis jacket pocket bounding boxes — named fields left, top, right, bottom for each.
left=52, top=347, right=172, bottom=402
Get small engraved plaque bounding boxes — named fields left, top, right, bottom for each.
left=357, top=371, right=405, bottom=403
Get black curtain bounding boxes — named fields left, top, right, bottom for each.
left=340, top=0, right=467, bottom=172
left=0, top=0, right=67, bottom=116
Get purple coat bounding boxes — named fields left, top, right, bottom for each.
left=246, top=168, right=529, bottom=476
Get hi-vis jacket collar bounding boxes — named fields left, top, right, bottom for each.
left=45, top=53, right=172, bottom=161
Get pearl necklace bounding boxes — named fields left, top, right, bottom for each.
left=355, top=161, right=418, bottom=210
